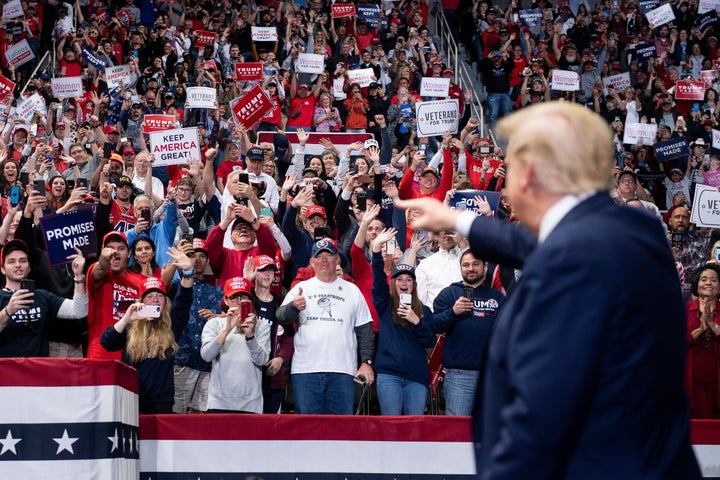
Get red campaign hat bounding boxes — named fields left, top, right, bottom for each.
left=305, top=205, right=327, bottom=219
left=140, top=276, right=165, bottom=298
left=193, top=238, right=208, bottom=253
left=102, top=231, right=128, bottom=247
left=253, top=255, right=277, bottom=271
left=103, top=124, right=119, bottom=134
left=224, top=276, right=253, bottom=297
left=391, top=18, right=402, bottom=25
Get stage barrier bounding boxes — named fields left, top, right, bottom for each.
left=1, top=359, right=719, bottom=479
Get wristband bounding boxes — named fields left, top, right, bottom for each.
left=179, top=269, right=194, bottom=278
left=4, top=307, right=11, bottom=318
left=74, top=275, right=86, bottom=284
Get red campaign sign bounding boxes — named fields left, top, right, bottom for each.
left=195, top=30, right=217, bottom=48
left=116, top=8, right=133, bottom=24
left=0, top=74, right=16, bottom=97
left=332, top=3, right=356, bottom=18
left=200, top=59, right=218, bottom=71
left=143, top=114, right=177, bottom=133
left=674, top=81, right=707, bottom=101
left=230, top=84, right=273, bottom=128
left=701, top=70, right=717, bottom=89
left=235, top=62, right=264, bottom=81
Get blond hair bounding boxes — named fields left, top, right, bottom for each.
left=124, top=302, right=177, bottom=364
left=496, top=102, right=615, bottom=195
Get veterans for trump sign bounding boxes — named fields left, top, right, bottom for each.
left=235, top=62, right=263, bottom=81
left=143, top=114, right=177, bottom=133
left=5, top=39, right=34, bottom=68
left=39, top=208, right=97, bottom=266
left=149, top=127, right=200, bottom=166
left=420, top=77, right=450, bottom=97
left=230, top=84, right=274, bottom=128
left=186, top=87, right=217, bottom=109
left=297, top=53, right=326, bottom=74
left=51, top=77, right=84, bottom=99
left=675, top=81, right=706, bottom=101
left=550, top=69, right=579, bottom=91
left=691, top=184, right=720, bottom=227
left=251, top=27, right=278, bottom=42
left=415, top=99, right=460, bottom=137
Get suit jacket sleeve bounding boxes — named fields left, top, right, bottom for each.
left=468, top=215, right=537, bottom=269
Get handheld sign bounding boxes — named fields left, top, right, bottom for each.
left=143, top=114, right=177, bottom=133
left=675, top=81, right=706, bottom=101
left=297, top=53, right=326, bottom=74
left=149, top=127, right=201, bottom=166
left=449, top=190, right=501, bottom=215
left=105, top=65, right=131, bottom=90
left=332, top=3, right=356, bottom=18
left=654, top=137, right=690, bottom=162
left=645, top=3, right=675, bottom=27
left=39, top=209, right=97, bottom=267
left=415, top=99, right=460, bottom=138
left=691, top=184, right=720, bottom=227
left=622, top=122, right=657, bottom=145
left=51, top=77, right=84, bottom=99
left=420, top=77, right=450, bottom=97
left=551, top=69, right=579, bottom=91
left=5, top=39, right=35, bottom=68
left=235, top=62, right=264, bottom=81
left=602, top=72, right=631, bottom=92
left=82, top=47, right=107, bottom=71
left=230, top=84, right=274, bottom=128
left=195, top=30, right=217, bottom=48
left=3, top=0, right=23, bottom=20
left=0, top=74, right=16, bottom=97
left=251, top=27, right=278, bottom=42
left=519, top=8, right=543, bottom=26
left=186, top=87, right=217, bottom=109
left=347, top=68, right=375, bottom=87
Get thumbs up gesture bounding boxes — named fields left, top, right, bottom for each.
left=293, top=287, right=306, bottom=311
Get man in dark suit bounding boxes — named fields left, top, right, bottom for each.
left=397, top=102, right=701, bottom=480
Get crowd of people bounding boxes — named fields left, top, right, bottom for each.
left=0, top=0, right=716, bottom=420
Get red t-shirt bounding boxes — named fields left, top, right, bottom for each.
left=287, top=94, right=316, bottom=128
left=86, top=262, right=146, bottom=360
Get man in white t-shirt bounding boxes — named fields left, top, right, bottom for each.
left=277, top=238, right=375, bottom=414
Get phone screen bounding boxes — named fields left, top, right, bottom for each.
left=260, top=207, right=272, bottom=217
left=240, top=299, right=253, bottom=322
left=10, top=186, right=20, bottom=207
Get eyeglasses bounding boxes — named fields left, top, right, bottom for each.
left=619, top=179, right=635, bottom=184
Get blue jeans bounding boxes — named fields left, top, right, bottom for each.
left=487, top=92, right=513, bottom=129
left=376, top=373, right=428, bottom=415
left=443, top=368, right=480, bottom=416
left=292, top=372, right=355, bottom=414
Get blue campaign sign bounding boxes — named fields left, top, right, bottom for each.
left=696, top=10, right=719, bottom=31
left=82, top=47, right=107, bottom=72
left=654, top=137, right=690, bottom=162
left=638, top=0, right=660, bottom=14
left=635, top=42, right=657, bottom=61
left=448, top=190, right=502, bottom=215
left=519, top=8, right=543, bottom=26
left=39, top=208, right=97, bottom=266
left=357, top=4, right=381, bottom=25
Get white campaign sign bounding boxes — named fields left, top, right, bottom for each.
left=2, top=0, right=23, bottom=19
left=297, top=53, right=325, bottom=74
left=50, top=77, right=84, bottom=98
left=415, top=99, right=460, bottom=138
left=691, top=184, right=720, bottom=227
left=622, top=122, right=657, bottom=145
left=105, top=65, right=131, bottom=89
left=16, top=94, right=46, bottom=123
left=5, top=39, right=35, bottom=68
left=149, top=127, right=201, bottom=166
left=645, top=3, right=675, bottom=27
left=602, top=72, right=632, bottom=92
left=251, top=27, right=278, bottom=42
left=347, top=68, right=375, bottom=88
left=713, top=129, right=720, bottom=149
left=333, top=78, right=346, bottom=100
left=699, top=0, right=720, bottom=14
left=420, top=77, right=450, bottom=97
left=550, top=69, right=579, bottom=91
left=186, top=87, right=217, bottom=109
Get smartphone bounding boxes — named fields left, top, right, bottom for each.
left=418, top=144, right=427, bottom=154
left=240, top=298, right=253, bottom=321
left=77, top=178, right=88, bottom=189
left=313, top=226, right=328, bottom=241
left=478, top=146, right=492, bottom=155
left=30, top=124, right=37, bottom=136
left=417, top=229, right=429, bottom=245
left=137, top=304, right=162, bottom=318
left=103, top=142, right=113, bottom=158
left=399, top=293, right=412, bottom=305
left=354, top=374, right=367, bottom=385
left=239, top=172, right=249, bottom=185
left=140, top=209, right=152, bottom=225
left=694, top=103, right=701, bottom=114
left=716, top=246, right=720, bottom=262
left=304, top=182, right=314, bottom=194
left=463, top=286, right=474, bottom=300
left=20, top=279, right=35, bottom=291
left=260, top=207, right=272, bottom=217
left=386, top=238, right=396, bottom=255
left=66, top=179, right=75, bottom=190
left=356, top=191, right=367, bottom=211
left=233, top=195, right=249, bottom=207
left=9, top=185, right=20, bottom=207
left=33, top=179, right=45, bottom=195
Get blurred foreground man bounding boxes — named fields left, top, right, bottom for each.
left=398, top=102, right=701, bottom=480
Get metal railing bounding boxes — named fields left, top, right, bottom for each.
left=429, top=2, right=485, bottom=134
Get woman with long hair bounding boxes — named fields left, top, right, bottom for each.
left=45, top=175, right=71, bottom=215
left=371, top=227, right=436, bottom=415
left=686, top=263, right=720, bottom=418
left=127, top=237, right=176, bottom=286
left=100, top=247, right=194, bottom=414
left=201, top=276, right=271, bottom=413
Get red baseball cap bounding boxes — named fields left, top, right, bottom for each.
left=305, top=205, right=327, bottom=219
left=140, top=276, right=165, bottom=297
left=253, top=255, right=277, bottom=271
left=224, top=276, right=253, bottom=297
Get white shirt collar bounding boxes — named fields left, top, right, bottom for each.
left=538, top=191, right=595, bottom=243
